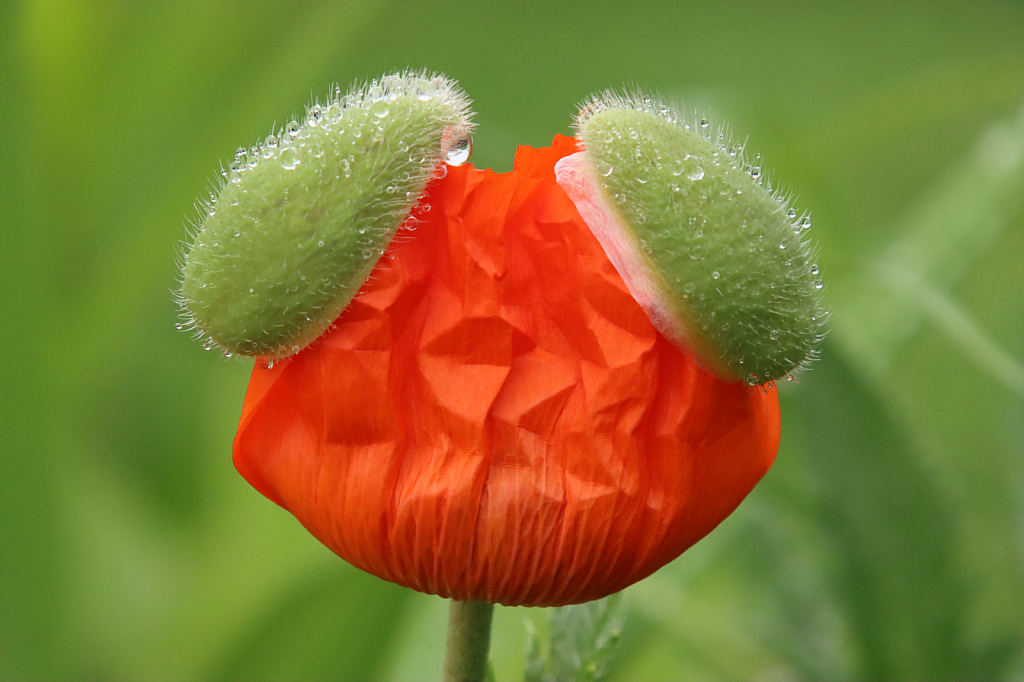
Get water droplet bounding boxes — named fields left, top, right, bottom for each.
left=628, top=129, right=639, bottom=140
left=278, top=147, right=301, bottom=170
left=600, top=162, right=614, bottom=177
left=175, top=323, right=183, bottom=330
left=800, top=216, right=812, bottom=230
left=249, top=287, right=254, bottom=293
left=403, top=216, right=419, bottom=231
left=361, top=247, right=372, bottom=259
left=446, top=135, right=472, bottom=166
left=672, top=159, right=684, bottom=176
left=779, top=242, right=787, bottom=250
left=687, top=167, right=705, bottom=181
left=700, top=118, right=709, bottom=128
left=265, top=134, right=279, bottom=148
left=416, top=81, right=437, bottom=101
left=432, top=164, right=448, bottom=179
left=318, top=240, right=325, bottom=247
left=810, top=264, right=819, bottom=275
left=745, top=373, right=759, bottom=385
left=684, top=282, right=697, bottom=294
left=770, top=330, right=780, bottom=340
left=721, top=322, right=731, bottom=331
left=787, top=208, right=797, bottom=219
left=386, top=185, right=396, bottom=194
left=712, top=271, right=720, bottom=279
left=814, top=280, right=823, bottom=289
left=750, top=166, right=761, bottom=178
left=311, top=143, right=324, bottom=158
left=258, top=357, right=274, bottom=370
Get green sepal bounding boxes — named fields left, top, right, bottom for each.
left=564, top=92, right=825, bottom=384
left=179, top=71, right=473, bottom=359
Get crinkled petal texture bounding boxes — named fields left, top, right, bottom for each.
left=233, top=135, right=780, bottom=607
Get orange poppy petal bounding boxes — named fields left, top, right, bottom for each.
left=233, top=134, right=780, bottom=607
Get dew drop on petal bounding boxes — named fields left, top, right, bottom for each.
left=446, top=135, right=472, bottom=166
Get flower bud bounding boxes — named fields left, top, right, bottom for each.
left=179, top=72, right=473, bottom=359
left=556, top=92, right=825, bottom=384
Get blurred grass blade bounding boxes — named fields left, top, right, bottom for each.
left=878, top=263, right=1024, bottom=397
left=523, top=618, right=545, bottom=682
left=832, top=104, right=1024, bottom=378
left=784, top=347, right=977, bottom=679
left=209, top=568, right=413, bottom=682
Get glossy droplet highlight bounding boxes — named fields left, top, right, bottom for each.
left=278, top=147, right=301, bottom=170
left=445, top=133, right=472, bottom=166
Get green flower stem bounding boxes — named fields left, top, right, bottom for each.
left=443, top=600, right=494, bottom=682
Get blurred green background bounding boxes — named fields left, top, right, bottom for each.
left=2, top=1, right=1023, bottom=680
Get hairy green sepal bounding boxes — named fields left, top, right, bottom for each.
left=179, top=72, right=472, bottom=359
left=565, top=94, right=824, bottom=384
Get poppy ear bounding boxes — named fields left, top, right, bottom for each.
left=557, top=91, right=826, bottom=384
left=178, top=71, right=474, bottom=360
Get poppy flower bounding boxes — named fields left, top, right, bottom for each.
left=232, top=134, right=780, bottom=607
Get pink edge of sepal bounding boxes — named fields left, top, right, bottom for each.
left=554, top=151, right=739, bottom=383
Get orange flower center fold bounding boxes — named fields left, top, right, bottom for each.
left=232, top=135, right=780, bottom=607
